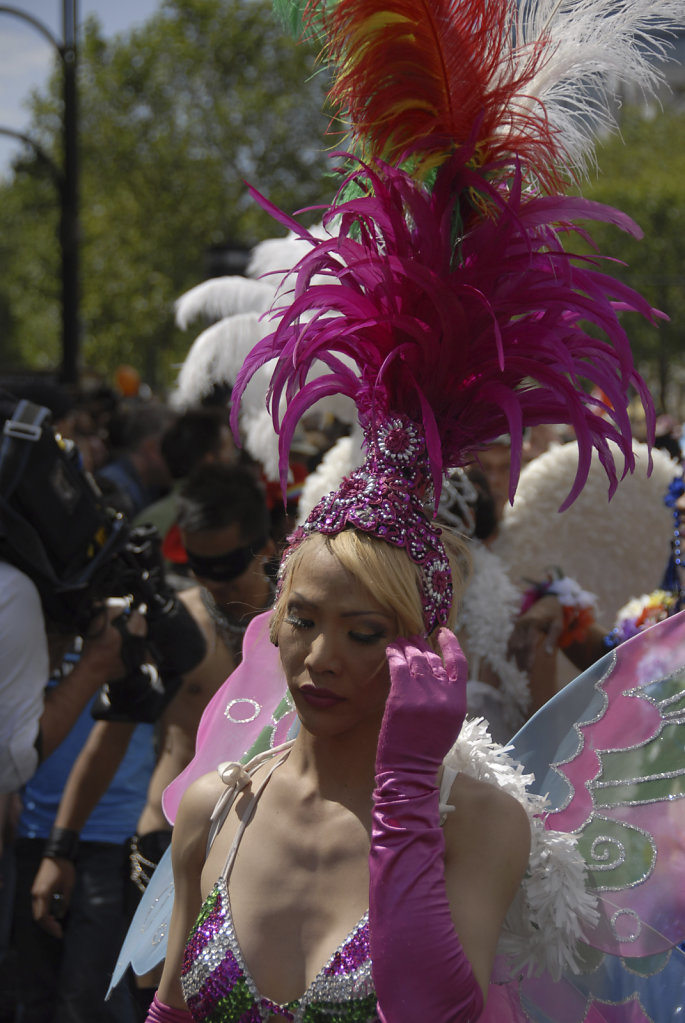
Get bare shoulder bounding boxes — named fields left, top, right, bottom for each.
left=172, top=769, right=226, bottom=871
left=176, top=768, right=225, bottom=828
left=444, top=772, right=531, bottom=878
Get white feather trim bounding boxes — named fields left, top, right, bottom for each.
left=458, top=543, right=531, bottom=735
left=446, top=719, right=599, bottom=980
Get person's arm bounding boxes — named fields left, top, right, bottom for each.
left=38, top=609, right=144, bottom=760
left=441, top=771, right=531, bottom=996
left=560, top=621, right=610, bottom=674
left=508, top=575, right=606, bottom=680
left=0, top=567, right=50, bottom=793
left=31, top=718, right=136, bottom=937
left=152, top=771, right=223, bottom=1015
left=369, top=629, right=484, bottom=1022
left=369, top=629, right=529, bottom=1021
left=508, top=594, right=609, bottom=690
left=506, top=593, right=564, bottom=674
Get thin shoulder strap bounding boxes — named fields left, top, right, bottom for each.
left=219, top=747, right=291, bottom=882
left=206, top=740, right=295, bottom=854
left=439, top=764, right=459, bottom=826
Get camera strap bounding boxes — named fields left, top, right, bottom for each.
left=0, top=400, right=51, bottom=501
left=0, top=401, right=66, bottom=591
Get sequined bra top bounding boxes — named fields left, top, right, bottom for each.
left=180, top=746, right=379, bottom=1023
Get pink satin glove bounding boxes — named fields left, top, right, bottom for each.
left=370, top=628, right=483, bottom=1023
left=377, top=628, right=468, bottom=784
left=145, top=993, right=192, bottom=1023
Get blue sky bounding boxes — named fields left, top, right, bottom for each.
left=0, top=0, right=163, bottom=176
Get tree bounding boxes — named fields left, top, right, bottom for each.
left=0, top=0, right=333, bottom=389
left=579, top=108, right=685, bottom=413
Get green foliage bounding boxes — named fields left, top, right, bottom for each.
left=580, top=109, right=685, bottom=412
left=0, top=0, right=333, bottom=389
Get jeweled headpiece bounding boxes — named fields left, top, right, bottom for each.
left=290, top=414, right=453, bottom=633
left=224, top=0, right=683, bottom=631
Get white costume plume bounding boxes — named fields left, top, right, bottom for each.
left=516, top=0, right=684, bottom=175
left=172, top=227, right=356, bottom=477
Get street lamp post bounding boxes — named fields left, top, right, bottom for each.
left=61, top=0, right=79, bottom=386
left=0, top=1, right=79, bottom=386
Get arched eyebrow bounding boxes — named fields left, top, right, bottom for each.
left=289, top=592, right=394, bottom=622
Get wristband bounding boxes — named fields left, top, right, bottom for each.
left=145, top=993, right=192, bottom=1023
left=43, top=826, right=80, bottom=862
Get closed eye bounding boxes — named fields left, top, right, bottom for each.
left=284, top=613, right=313, bottom=630
left=350, top=630, right=386, bottom=645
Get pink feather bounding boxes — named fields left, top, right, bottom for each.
left=232, top=154, right=656, bottom=509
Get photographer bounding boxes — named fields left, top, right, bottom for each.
left=0, top=392, right=148, bottom=793
left=0, top=574, right=146, bottom=794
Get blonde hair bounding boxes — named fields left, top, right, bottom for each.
left=270, top=527, right=470, bottom=646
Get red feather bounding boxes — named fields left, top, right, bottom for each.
left=305, top=0, right=564, bottom=189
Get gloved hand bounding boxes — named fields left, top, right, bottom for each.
left=377, top=628, right=468, bottom=785
left=370, top=628, right=483, bottom=1023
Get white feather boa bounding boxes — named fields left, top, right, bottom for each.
left=444, top=719, right=599, bottom=980
left=458, top=543, right=531, bottom=735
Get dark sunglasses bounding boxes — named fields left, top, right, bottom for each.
left=185, top=534, right=267, bottom=582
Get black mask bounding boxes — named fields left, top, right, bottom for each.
left=185, top=534, right=267, bottom=582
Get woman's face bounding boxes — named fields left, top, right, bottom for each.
left=277, top=540, right=397, bottom=737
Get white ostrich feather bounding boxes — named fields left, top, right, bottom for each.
left=516, top=0, right=685, bottom=175
left=242, top=407, right=283, bottom=480
left=246, top=226, right=327, bottom=280
left=173, top=224, right=342, bottom=455
left=174, top=277, right=276, bottom=330
left=446, top=719, right=599, bottom=980
left=494, top=442, right=679, bottom=626
left=172, top=314, right=266, bottom=408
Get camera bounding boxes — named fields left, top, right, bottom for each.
left=0, top=398, right=206, bottom=723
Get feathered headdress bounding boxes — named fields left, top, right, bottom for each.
left=219, top=0, right=681, bottom=630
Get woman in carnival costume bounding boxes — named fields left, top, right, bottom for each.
left=132, top=1, right=685, bottom=1020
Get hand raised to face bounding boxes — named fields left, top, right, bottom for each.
left=378, top=628, right=468, bottom=776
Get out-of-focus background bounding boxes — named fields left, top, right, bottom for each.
left=0, top=0, right=334, bottom=399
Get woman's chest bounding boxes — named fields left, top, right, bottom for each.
left=183, top=877, right=376, bottom=1023
left=201, top=789, right=372, bottom=1005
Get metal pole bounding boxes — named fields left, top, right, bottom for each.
left=59, top=0, right=79, bottom=385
